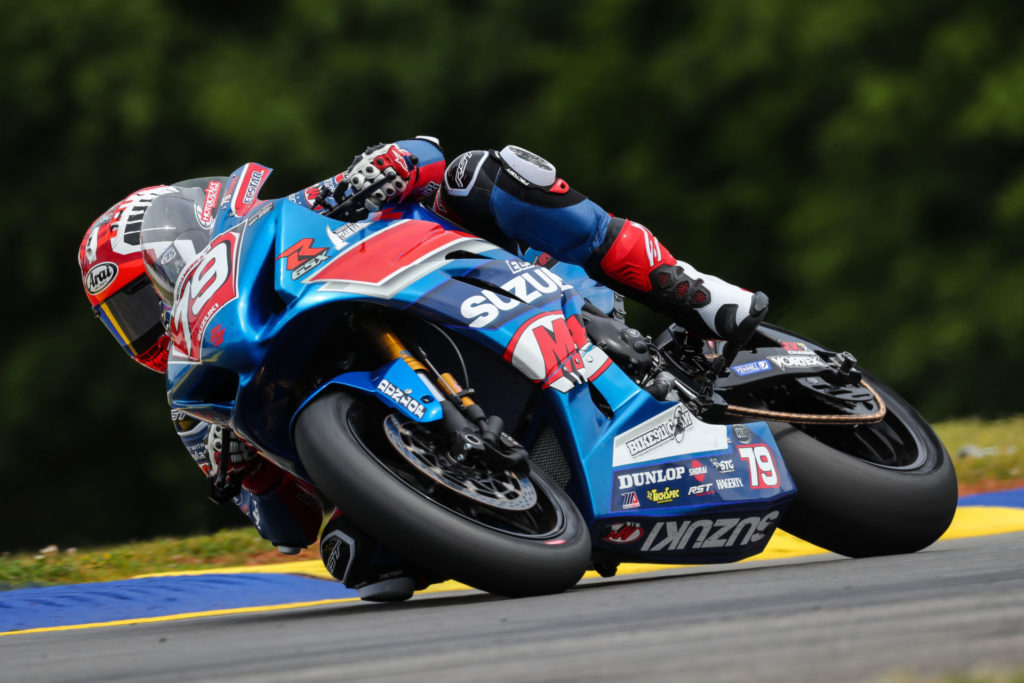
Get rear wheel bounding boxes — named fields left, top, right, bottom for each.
left=295, top=390, right=590, bottom=597
left=719, top=326, right=958, bottom=557
left=768, top=372, right=957, bottom=557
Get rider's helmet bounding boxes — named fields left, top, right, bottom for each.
left=80, top=178, right=226, bottom=373
left=78, top=186, right=178, bottom=373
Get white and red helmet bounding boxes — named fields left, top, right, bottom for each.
left=78, top=186, right=177, bottom=372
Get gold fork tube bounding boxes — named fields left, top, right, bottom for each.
left=356, top=315, right=427, bottom=372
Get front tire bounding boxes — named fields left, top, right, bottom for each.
left=295, top=390, right=590, bottom=597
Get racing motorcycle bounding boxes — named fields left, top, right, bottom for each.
left=142, top=162, right=958, bottom=597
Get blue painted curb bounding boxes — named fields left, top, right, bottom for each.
left=3, top=486, right=1023, bottom=635
left=958, top=486, right=1024, bottom=508
left=0, top=572, right=356, bottom=632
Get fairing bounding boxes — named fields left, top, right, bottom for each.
left=162, top=163, right=796, bottom=564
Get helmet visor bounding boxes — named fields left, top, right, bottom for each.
left=140, top=189, right=213, bottom=304
left=94, top=275, right=166, bottom=358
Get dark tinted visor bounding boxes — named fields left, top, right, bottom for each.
left=95, top=275, right=165, bottom=357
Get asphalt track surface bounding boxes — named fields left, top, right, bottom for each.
left=4, top=530, right=1024, bottom=682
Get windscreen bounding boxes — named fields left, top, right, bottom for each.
left=140, top=187, right=214, bottom=304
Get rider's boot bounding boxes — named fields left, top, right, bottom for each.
left=319, top=511, right=431, bottom=602
left=585, top=217, right=768, bottom=349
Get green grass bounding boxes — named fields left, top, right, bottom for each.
left=0, top=527, right=312, bottom=591
left=2, top=416, right=1023, bottom=591
left=937, top=415, right=1024, bottom=489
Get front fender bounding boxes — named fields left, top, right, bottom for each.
left=290, top=357, right=445, bottom=441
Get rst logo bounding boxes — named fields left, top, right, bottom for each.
left=460, top=267, right=573, bottom=328
left=640, top=511, right=780, bottom=552
left=170, top=231, right=240, bottom=360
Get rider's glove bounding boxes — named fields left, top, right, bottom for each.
left=344, top=143, right=419, bottom=212
left=205, top=424, right=258, bottom=479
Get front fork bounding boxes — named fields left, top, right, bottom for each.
left=357, top=314, right=529, bottom=473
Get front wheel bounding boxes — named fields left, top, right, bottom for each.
left=295, top=390, right=590, bottom=597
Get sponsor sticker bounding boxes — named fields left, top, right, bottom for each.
left=769, top=354, right=825, bottom=371
left=732, top=424, right=753, bottom=444
left=612, top=405, right=728, bottom=467
left=732, top=359, right=772, bottom=376
left=377, top=379, right=427, bottom=419
left=710, top=457, right=736, bottom=474
left=780, top=341, right=815, bottom=354
left=645, top=486, right=681, bottom=505
left=502, top=311, right=611, bottom=393
left=621, top=491, right=640, bottom=509
left=200, top=180, right=222, bottom=225
left=615, top=464, right=689, bottom=491
left=603, top=521, right=645, bottom=544
left=85, top=262, right=118, bottom=295
left=246, top=200, right=274, bottom=227
left=506, top=259, right=533, bottom=274
left=716, top=477, right=743, bottom=490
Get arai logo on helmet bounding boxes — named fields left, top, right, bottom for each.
left=85, top=262, right=118, bottom=295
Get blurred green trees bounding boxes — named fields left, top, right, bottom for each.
left=1, top=0, right=1021, bottom=550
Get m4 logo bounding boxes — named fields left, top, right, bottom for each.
left=502, top=312, right=611, bottom=392
left=170, top=231, right=240, bottom=360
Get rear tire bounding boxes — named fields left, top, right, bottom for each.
left=295, top=390, right=590, bottom=597
left=771, top=374, right=957, bottom=557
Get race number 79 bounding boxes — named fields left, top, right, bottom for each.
left=738, top=445, right=779, bottom=489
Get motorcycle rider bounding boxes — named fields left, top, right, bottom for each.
left=78, top=136, right=767, bottom=601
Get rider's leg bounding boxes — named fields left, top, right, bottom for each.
left=434, top=146, right=767, bottom=346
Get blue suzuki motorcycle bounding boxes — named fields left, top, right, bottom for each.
left=141, top=163, right=957, bottom=597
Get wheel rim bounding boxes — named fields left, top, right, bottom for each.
left=383, top=415, right=538, bottom=511
left=346, top=401, right=568, bottom=539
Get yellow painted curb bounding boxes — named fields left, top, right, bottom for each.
left=5, top=505, right=1022, bottom=638
left=135, top=505, right=1024, bottom=584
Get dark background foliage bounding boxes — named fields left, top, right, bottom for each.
left=2, top=0, right=1021, bottom=551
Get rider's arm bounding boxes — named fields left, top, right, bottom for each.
left=170, top=410, right=324, bottom=551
